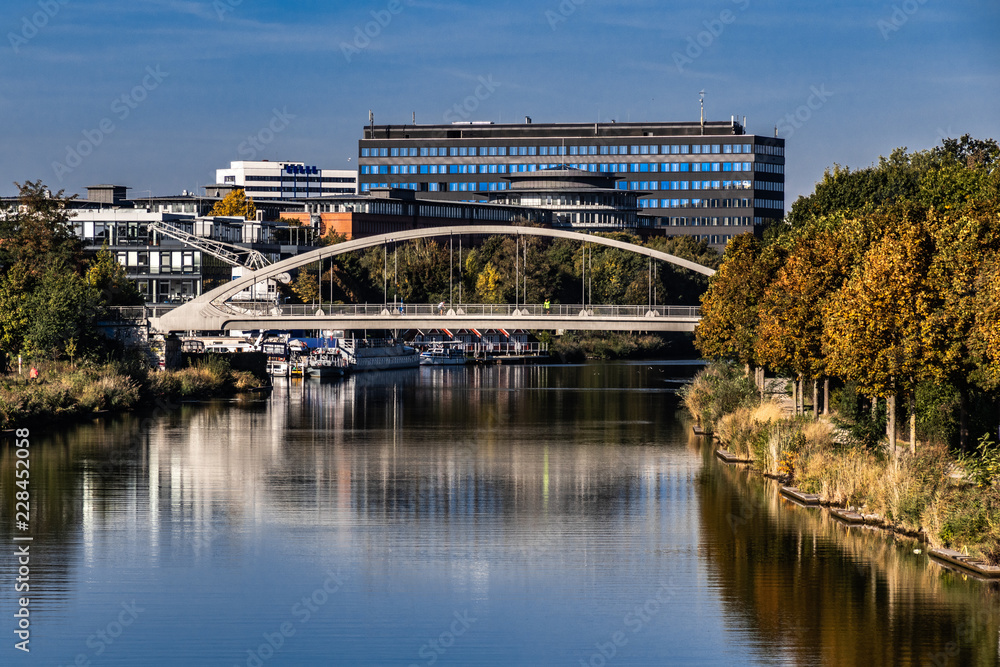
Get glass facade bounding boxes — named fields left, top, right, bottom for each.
left=357, top=122, right=785, bottom=241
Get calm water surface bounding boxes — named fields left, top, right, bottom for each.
left=1, top=362, right=998, bottom=666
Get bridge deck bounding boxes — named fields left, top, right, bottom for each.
left=151, top=303, right=701, bottom=333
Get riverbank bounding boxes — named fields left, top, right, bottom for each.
left=0, top=356, right=268, bottom=430
left=682, top=363, right=1000, bottom=565
left=548, top=331, right=696, bottom=362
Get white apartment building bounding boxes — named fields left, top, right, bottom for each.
left=216, top=161, right=357, bottom=200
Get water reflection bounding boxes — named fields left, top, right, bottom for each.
left=697, top=442, right=1000, bottom=666
left=1, top=363, right=997, bottom=665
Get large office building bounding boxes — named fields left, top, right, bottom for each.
left=216, top=160, right=357, bottom=200
left=357, top=118, right=785, bottom=244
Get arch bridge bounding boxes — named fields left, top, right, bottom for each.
left=151, top=225, right=715, bottom=333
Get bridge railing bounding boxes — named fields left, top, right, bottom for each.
left=217, top=302, right=701, bottom=319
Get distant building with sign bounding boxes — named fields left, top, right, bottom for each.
left=215, top=160, right=357, bottom=200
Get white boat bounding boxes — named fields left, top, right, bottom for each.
left=419, top=345, right=469, bottom=366
left=335, top=338, right=419, bottom=372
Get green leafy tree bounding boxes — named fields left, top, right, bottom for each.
left=0, top=180, right=82, bottom=272
left=86, top=245, right=144, bottom=307
left=22, top=260, right=101, bottom=359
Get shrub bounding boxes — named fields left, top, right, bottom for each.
left=915, top=380, right=960, bottom=447
left=680, top=362, right=758, bottom=431
left=830, top=381, right=886, bottom=449
left=959, top=433, right=1000, bottom=488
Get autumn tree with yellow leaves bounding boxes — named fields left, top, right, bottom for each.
left=209, top=188, right=257, bottom=220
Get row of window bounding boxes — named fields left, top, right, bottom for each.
left=362, top=143, right=784, bottom=158
left=660, top=217, right=751, bottom=226
left=360, top=180, right=776, bottom=194
left=243, top=176, right=356, bottom=183
left=755, top=199, right=784, bottom=210
left=653, top=216, right=771, bottom=227
left=627, top=180, right=757, bottom=191
left=243, top=186, right=354, bottom=194
left=114, top=250, right=201, bottom=275
left=641, top=198, right=753, bottom=209
left=361, top=161, right=782, bottom=176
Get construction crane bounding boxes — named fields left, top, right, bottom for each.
left=148, top=220, right=271, bottom=270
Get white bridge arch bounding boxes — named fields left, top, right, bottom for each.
left=152, top=225, right=715, bottom=333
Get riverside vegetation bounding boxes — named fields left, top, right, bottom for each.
left=681, top=362, right=1000, bottom=563
left=687, top=135, right=1000, bottom=563
left=0, top=355, right=267, bottom=430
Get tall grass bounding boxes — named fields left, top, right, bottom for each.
left=685, top=364, right=1000, bottom=563
left=0, top=355, right=267, bottom=428
left=679, top=362, right=758, bottom=431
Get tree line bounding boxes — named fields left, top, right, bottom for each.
left=695, top=135, right=1000, bottom=450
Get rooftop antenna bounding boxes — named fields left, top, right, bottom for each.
left=412, top=111, right=416, bottom=125
left=699, top=90, right=705, bottom=135
left=369, top=110, right=374, bottom=137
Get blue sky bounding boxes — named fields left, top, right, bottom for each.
left=2, top=0, right=997, bottom=209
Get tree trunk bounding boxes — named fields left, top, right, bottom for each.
left=872, top=396, right=878, bottom=420
left=909, top=390, right=916, bottom=455
left=823, top=378, right=830, bottom=415
left=812, top=379, right=819, bottom=420
left=791, top=379, right=798, bottom=416
left=887, top=394, right=897, bottom=456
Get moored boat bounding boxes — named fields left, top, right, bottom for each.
left=419, top=345, right=469, bottom=366
left=336, top=338, right=419, bottom=372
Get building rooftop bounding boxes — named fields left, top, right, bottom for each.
left=363, top=119, right=749, bottom=141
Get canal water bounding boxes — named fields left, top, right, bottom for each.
left=1, top=362, right=998, bottom=666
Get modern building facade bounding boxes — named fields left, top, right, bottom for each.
left=484, top=166, right=641, bottom=231
left=70, top=208, right=292, bottom=303
left=357, top=119, right=785, bottom=245
left=285, top=187, right=551, bottom=239
left=216, top=160, right=357, bottom=200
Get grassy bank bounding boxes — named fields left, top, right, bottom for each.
left=0, top=356, right=268, bottom=430
left=681, top=362, right=1000, bottom=564
left=547, top=331, right=695, bottom=362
